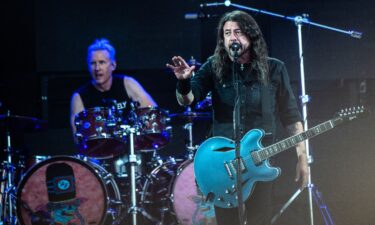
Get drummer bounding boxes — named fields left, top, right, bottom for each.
left=70, top=38, right=157, bottom=142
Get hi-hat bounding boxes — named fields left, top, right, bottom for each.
left=169, top=111, right=212, bottom=121
left=0, top=114, right=48, bottom=132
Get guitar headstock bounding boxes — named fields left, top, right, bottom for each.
left=334, top=106, right=368, bottom=122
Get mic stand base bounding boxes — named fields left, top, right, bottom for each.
left=271, top=183, right=335, bottom=225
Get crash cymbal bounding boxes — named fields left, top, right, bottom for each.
left=0, top=114, right=48, bottom=132
left=169, top=111, right=212, bottom=121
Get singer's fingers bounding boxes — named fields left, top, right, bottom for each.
left=172, top=56, right=182, bottom=66
left=173, top=56, right=188, bottom=66
left=166, top=63, right=175, bottom=70
left=188, top=65, right=196, bottom=74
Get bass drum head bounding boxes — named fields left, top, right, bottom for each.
left=140, top=159, right=216, bottom=225
left=16, top=156, right=114, bottom=225
left=172, top=160, right=217, bottom=225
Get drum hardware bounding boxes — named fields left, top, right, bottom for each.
left=169, top=110, right=212, bottom=122
left=121, top=124, right=146, bottom=225
left=183, top=121, right=198, bottom=160
left=0, top=111, right=47, bottom=225
left=147, top=152, right=164, bottom=169
left=117, top=123, right=172, bottom=225
left=1, top=151, right=17, bottom=225
left=170, top=106, right=212, bottom=159
left=113, top=154, right=143, bottom=179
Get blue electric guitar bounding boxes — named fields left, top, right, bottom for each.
left=194, top=106, right=366, bottom=208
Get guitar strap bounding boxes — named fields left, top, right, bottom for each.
left=261, top=83, right=274, bottom=143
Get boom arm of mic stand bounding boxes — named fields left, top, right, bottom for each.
left=203, top=1, right=363, bottom=39
left=286, top=15, right=363, bottom=39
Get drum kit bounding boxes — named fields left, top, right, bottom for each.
left=0, top=102, right=217, bottom=225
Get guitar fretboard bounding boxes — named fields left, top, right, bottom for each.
left=250, top=117, right=343, bottom=164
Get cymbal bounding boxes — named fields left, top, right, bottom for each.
left=169, top=111, right=212, bottom=121
left=0, top=114, right=48, bottom=132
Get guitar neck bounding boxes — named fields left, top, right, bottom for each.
left=252, top=117, right=344, bottom=164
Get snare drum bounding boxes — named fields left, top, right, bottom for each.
left=141, top=159, right=216, bottom=225
left=16, top=156, right=123, bottom=225
left=75, top=107, right=125, bottom=158
left=134, top=107, right=171, bottom=151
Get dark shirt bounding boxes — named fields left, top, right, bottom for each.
left=189, top=56, right=302, bottom=141
left=76, top=74, right=131, bottom=111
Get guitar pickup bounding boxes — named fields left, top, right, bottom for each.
left=224, top=162, right=234, bottom=179
left=224, top=158, right=247, bottom=179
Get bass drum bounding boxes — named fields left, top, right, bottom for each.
left=16, top=156, right=123, bottom=225
left=141, top=159, right=216, bottom=225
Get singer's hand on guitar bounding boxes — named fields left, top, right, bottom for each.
left=166, top=56, right=195, bottom=80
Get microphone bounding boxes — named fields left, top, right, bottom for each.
left=350, top=30, right=362, bottom=39
left=185, top=12, right=217, bottom=20
left=230, top=42, right=241, bottom=52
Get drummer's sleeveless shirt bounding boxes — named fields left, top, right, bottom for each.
left=76, top=74, right=131, bottom=111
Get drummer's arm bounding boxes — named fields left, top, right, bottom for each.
left=124, top=76, right=157, bottom=108
left=70, top=93, right=85, bottom=141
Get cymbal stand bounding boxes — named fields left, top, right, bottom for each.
left=1, top=111, right=17, bottom=225
left=183, top=107, right=198, bottom=160
left=119, top=125, right=159, bottom=225
left=118, top=124, right=140, bottom=225
left=127, top=125, right=138, bottom=225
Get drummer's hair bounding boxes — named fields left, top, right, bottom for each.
left=87, top=38, right=116, bottom=64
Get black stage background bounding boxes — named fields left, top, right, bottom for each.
left=1, top=0, right=375, bottom=224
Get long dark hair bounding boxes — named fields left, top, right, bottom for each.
left=212, top=10, right=269, bottom=84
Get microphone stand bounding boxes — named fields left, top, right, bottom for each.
left=232, top=50, right=245, bottom=225
left=200, top=1, right=363, bottom=225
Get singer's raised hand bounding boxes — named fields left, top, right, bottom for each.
left=166, top=56, right=195, bottom=80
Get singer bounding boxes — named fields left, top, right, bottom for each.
left=167, top=10, right=308, bottom=225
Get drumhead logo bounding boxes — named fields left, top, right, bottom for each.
left=56, top=177, right=73, bottom=192
left=48, top=176, right=75, bottom=195
left=46, top=163, right=76, bottom=202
